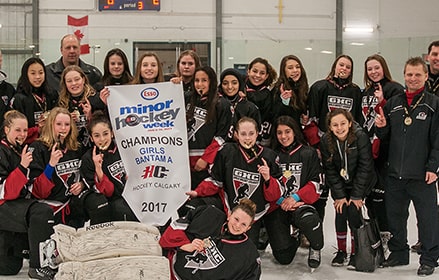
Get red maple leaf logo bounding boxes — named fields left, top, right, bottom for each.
left=74, top=29, right=84, bottom=40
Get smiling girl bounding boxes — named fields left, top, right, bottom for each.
left=58, top=65, right=95, bottom=152
left=319, top=108, right=376, bottom=269
left=245, top=57, right=277, bottom=146
left=306, top=55, right=363, bottom=147
left=80, top=110, right=137, bottom=222
left=272, top=55, right=309, bottom=127
left=219, top=68, right=260, bottom=141
left=11, top=57, right=58, bottom=143
left=131, top=52, right=164, bottom=84
left=185, top=66, right=231, bottom=190
left=264, top=115, right=323, bottom=270
left=0, top=110, right=55, bottom=278
left=93, top=48, right=134, bottom=110
left=187, top=117, right=282, bottom=244
left=30, top=107, right=82, bottom=225
left=30, top=107, right=110, bottom=227
left=160, top=198, right=260, bottom=280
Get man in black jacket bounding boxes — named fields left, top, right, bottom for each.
left=426, top=40, right=439, bottom=95
left=45, top=34, right=102, bottom=94
left=375, top=57, right=439, bottom=276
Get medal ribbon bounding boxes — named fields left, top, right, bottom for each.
left=403, top=93, right=424, bottom=125
left=336, top=139, right=349, bottom=180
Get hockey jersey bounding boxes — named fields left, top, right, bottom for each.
left=160, top=205, right=261, bottom=280
left=196, top=143, right=283, bottom=220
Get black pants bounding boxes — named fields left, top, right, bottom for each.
left=0, top=231, right=26, bottom=275
left=386, top=177, right=439, bottom=267
left=264, top=206, right=323, bottom=265
left=335, top=203, right=362, bottom=233
left=109, top=197, right=138, bottom=222
left=0, top=200, right=54, bottom=270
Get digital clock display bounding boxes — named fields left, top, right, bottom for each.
left=98, top=0, right=160, bottom=11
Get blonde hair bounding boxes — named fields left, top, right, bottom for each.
left=58, top=65, right=95, bottom=109
left=38, top=107, right=79, bottom=151
left=3, top=110, right=27, bottom=130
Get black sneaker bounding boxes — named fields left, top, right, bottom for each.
left=417, top=264, right=434, bottom=276
left=347, top=254, right=356, bottom=270
left=308, top=248, right=321, bottom=268
left=331, top=250, right=347, bottom=267
left=28, top=267, right=56, bottom=280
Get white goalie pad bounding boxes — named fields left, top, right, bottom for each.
left=55, top=255, right=169, bottom=280
left=52, top=221, right=162, bottom=262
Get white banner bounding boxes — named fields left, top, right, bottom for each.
left=107, top=82, right=190, bottom=226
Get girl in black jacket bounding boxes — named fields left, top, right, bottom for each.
left=272, top=55, right=309, bottom=128
left=245, top=57, right=277, bottom=146
left=11, top=57, right=58, bottom=144
left=320, top=109, right=377, bottom=269
left=219, top=68, right=261, bottom=141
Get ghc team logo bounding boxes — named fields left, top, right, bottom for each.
left=328, top=95, right=353, bottom=111
left=140, top=87, right=159, bottom=101
left=232, top=168, right=260, bottom=204
left=184, top=237, right=225, bottom=273
left=280, top=163, right=302, bottom=196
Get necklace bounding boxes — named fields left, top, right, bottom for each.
left=336, top=139, right=349, bottom=181
left=32, top=93, right=47, bottom=112
left=403, top=93, right=424, bottom=126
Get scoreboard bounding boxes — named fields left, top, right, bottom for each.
left=98, top=0, right=160, bottom=11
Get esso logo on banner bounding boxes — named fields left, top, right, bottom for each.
left=140, top=88, right=159, bottom=101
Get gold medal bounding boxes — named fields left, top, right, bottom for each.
left=203, top=238, right=211, bottom=248
left=404, top=116, right=412, bottom=126
left=340, top=168, right=347, bottom=178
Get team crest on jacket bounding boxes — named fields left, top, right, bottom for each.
left=232, top=168, right=260, bottom=203
left=107, top=160, right=126, bottom=185
left=415, top=111, right=427, bottom=121
left=187, top=106, right=207, bottom=142
left=56, top=159, right=81, bottom=196
left=279, top=163, right=302, bottom=196
left=184, top=237, right=225, bottom=273
left=328, top=95, right=353, bottom=112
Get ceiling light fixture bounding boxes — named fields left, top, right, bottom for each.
left=344, top=27, right=374, bottom=33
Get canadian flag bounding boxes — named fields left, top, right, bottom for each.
left=67, top=15, right=90, bottom=54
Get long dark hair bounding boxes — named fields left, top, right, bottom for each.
left=275, top=55, right=308, bottom=111
left=247, top=57, right=277, bottom=88
left=271, top=115, right=307, bottom=151
left=187, top=66, right=219, bottom=124
left=16, top=57, right=49, bottom=95
left=102, top=48, right=133, bottom=86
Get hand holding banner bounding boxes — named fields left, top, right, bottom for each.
left=107, top=82, right=190, bottom=226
